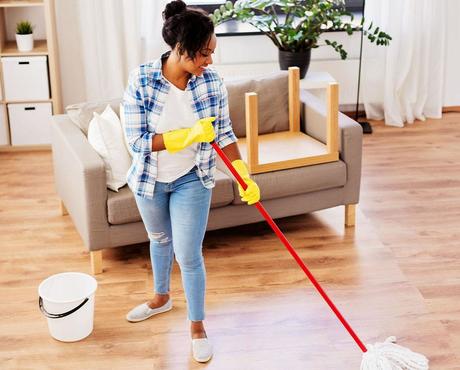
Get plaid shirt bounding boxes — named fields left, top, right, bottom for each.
left=123, top=52, right=238, bottom=199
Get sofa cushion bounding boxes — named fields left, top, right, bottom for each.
left=107, top=169, right=235, bottom=225
left=119, top=103, right=135, bottom=158
left=225, top=71, right=289, bottom=138
left=66, top=98, right=122, bottom=136
left=87, top=105, right=132, bottom=192
left=218, top=160, right=347, bottom=205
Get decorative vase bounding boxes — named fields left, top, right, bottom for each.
left=15, top=33, right=34, bottom=52
left=278, top=49, right=312, bottom=79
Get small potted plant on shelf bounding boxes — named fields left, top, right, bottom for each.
left=15, top=20, right=34, bottom=52
left=211, top=0, right=391, bottom=78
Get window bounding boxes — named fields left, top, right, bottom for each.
left=185, top=0, right=225, bottom=4
left=184, top=0, right=226, bottom=14
left=185, top=1, right=365, bottom=36
left=185, top=1, right=364, bottom=14
left=343, top=0, right=364, bottom=12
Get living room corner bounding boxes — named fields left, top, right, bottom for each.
left=1, top=1, right=459, bottom=369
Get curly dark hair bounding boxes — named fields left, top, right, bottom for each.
left=162, top=0, right=215, bottom=60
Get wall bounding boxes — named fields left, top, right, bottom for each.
left=4, top=5, right=458, bottom=109
left=213, top=22, right=460, bottom=110
left=443, top=0, right=460, bottom=107
left=5, top=7, right=46, bottom=39
left=54, top=0, right=87, bottom=106
left=212, top=31, right=362, bottom=111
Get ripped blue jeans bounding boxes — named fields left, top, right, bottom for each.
left=134, top=166, right=212, bottom=321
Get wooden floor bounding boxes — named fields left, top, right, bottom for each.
left=1, top=113, right=459, bottom=369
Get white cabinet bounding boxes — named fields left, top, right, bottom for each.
left=0, top=0, right=62, bottom=149
left=8, top=103, right=52, bottom=145
left=2, top=56, right=50, bottom=101
left=0, top=104, right=9, bottom=145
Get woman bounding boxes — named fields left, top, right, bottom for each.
left=122, top=0, right=260, bottom=363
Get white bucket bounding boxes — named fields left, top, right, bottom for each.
left=38, top=272, right=97, bottom=342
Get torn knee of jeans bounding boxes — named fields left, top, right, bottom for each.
left=148, top=231, right=171, bottom=244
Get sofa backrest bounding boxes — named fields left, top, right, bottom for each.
left=225, top=71, right=289, bottom=138
left=65, top=71, right=290, bottom=139
left=66, top=98, right=122, bottom=136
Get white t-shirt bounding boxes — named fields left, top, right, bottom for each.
left=155, top=81, right=198, bottom=183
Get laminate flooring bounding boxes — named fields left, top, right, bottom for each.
left=1, top=113, right=459, bottom=369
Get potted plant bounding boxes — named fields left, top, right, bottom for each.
left=15, top=20, right=34, bottom=52
left=211, top=0, right=391, bottom=78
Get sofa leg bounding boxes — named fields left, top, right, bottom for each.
left=345, top=204, right=356, bottom=227
left=90, top=250, right=103, bottom=274
left=59, top=200, right=68, bottom=216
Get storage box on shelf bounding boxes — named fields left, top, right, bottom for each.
left=0, top=0, right=61, bottom=150
left=2, top=56, right=50, bottom=100
left=8, top=102, right=51, bottom=145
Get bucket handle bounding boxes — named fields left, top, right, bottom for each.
left=39, top=296, right=89, bottom=319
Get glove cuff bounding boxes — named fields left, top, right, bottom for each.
left=231, top=159, right=250, bottom=179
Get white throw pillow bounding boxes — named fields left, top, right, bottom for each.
left=87, top=105, right=132, bottom=191
left=119, top=103, right=134, bottom=158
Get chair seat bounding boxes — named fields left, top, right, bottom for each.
left=237, top=131, right=338, bottom=174
left=218, top=158, right=347, bottom=206
left=107, top=169, right=235, bottom=225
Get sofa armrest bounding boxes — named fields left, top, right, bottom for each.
left=51, top=114, right=109, bottom=251
left=300, top=89, right=363, bottom=204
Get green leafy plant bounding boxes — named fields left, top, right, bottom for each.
left=16, top=20, right=34, bottom=35
left=211, top=0, right=391, bottom=59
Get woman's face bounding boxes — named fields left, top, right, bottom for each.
left=179, top=34, right=217, bottom=77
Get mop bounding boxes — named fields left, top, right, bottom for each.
left=211, top=141, right=429, bottom=370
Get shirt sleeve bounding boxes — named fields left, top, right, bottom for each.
left=216, top=79, right=238, bottom=149
left=122, top=69, right=154, bottom=156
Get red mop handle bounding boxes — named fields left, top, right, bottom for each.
left=211, top=141, right=367, bottom=353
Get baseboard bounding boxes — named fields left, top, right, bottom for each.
left=442, top=106, right=460, bottom=113
left=0, top=144, right=51, bottom=152
left=341, top=110, right=366, bottom=119
left=341, top=106, right=460, bottom=120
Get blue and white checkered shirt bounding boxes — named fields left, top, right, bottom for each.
left=123, top=52, right=238, bottom=199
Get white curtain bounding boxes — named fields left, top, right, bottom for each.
left=361, top=0, right=447, bottom=127
left=76, top=0, right=169, bottom=101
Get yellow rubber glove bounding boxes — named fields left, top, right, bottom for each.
left=163, top=117, right=216, bottom=154
left=231, top=159, right=260, bottom=205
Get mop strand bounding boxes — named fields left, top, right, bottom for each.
left=360, top=337, right=429, bottom=370
left=211, top=142, right=429, bottom=370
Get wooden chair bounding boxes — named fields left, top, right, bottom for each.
left=236, top=67, right=339, bottom=174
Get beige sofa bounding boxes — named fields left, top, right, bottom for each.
left=51, top=72, right=362, bottom=274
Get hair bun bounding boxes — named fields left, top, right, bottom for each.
left=163, top=0, right=187, bottom=20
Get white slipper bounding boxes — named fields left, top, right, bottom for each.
left=126, top=299, right=172, bottom=323
left=192, top=337, right=213, bottom=363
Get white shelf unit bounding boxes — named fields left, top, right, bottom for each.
left=0, top=0, right=62, bottom=150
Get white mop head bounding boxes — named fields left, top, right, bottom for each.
left=360, top=336, right=429, bottom=370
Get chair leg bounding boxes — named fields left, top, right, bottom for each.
left=345, top=204, right=356, bottom=227
left=90, top=250, right=103, bottom=274
left=59, top=200, right=68, bottom=216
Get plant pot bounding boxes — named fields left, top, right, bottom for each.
left=278, top=49, right=311, bottom=79
left=15, top=33, right=34, bottom=52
